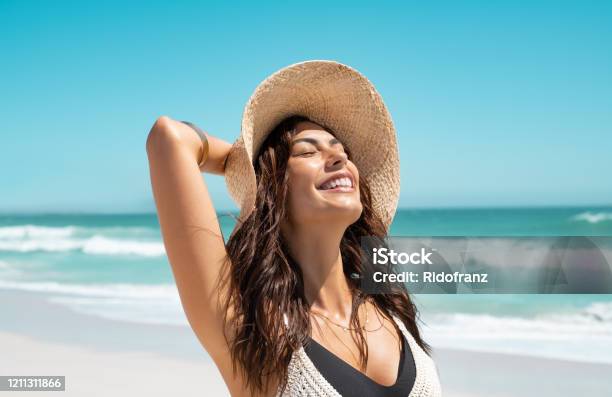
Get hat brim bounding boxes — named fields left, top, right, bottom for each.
left=224, top=60, right=400, bottom=231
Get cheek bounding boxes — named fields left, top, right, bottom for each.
left=286, top=161, right=318, bottom=191
left=287, top=176, right=316, bottom=208
left=285, top=167, right=317, bottom=209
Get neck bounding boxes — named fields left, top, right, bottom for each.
left=283, top=222, right=354, bottom=319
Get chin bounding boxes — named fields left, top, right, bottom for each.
left=327, top=202, right=363, bottom=226
left=295, top=204, right=361, bottom=227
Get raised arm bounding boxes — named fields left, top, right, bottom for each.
left=145, top=115, right=233, bottom=361
left=146, top=117, right=279, bottom=397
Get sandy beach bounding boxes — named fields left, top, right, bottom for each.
left=2, top=289, right=611, bottom=397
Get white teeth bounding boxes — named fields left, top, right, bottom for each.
left=320, top=177, right=353, bottom=190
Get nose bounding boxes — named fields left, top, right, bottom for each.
left=325, top=147, right=348, bottom=170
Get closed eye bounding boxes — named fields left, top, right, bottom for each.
left=298, top=151, right=316, bottom=157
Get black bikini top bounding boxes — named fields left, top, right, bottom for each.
left=303, top=335, right=416, bottom=396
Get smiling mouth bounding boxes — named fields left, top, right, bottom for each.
left=317, top=176, right=355, bottom=192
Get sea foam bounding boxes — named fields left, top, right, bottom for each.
left=0, top=225, right=165, bottom=256
left=571, top=211, right=612, bottom=224
left=422, top=301, right=612, bottom=364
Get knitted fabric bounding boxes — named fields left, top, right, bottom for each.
left=276, top=316, right=442, bottom=396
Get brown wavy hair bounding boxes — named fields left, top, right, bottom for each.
left=219, top=115, right=429, bottom=395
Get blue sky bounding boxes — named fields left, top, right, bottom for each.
left=1, top=0, right=611, bottom=213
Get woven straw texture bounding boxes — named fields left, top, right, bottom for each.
left=224, top=60, right=400, bottom=232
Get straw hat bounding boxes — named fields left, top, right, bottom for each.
left=224, top=60, right=400, bottom=231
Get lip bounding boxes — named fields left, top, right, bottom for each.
left=319, top=185, right=355, bottom=193
left=316, top=171, right=356, bottom=192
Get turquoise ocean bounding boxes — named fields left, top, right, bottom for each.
left=1, top=207, right=611, bottom=364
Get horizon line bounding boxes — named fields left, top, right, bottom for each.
left=1, top=203, right=611, bottom=216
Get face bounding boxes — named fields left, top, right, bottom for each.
left=283, top=121, right=363, bottom=229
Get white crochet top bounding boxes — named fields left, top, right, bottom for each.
left=276, top=315, right=442, bottom=396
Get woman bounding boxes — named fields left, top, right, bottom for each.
left=146, top=60, right=442, bottom=396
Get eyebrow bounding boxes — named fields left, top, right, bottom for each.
left=291, top=137, right=342, bottom=147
